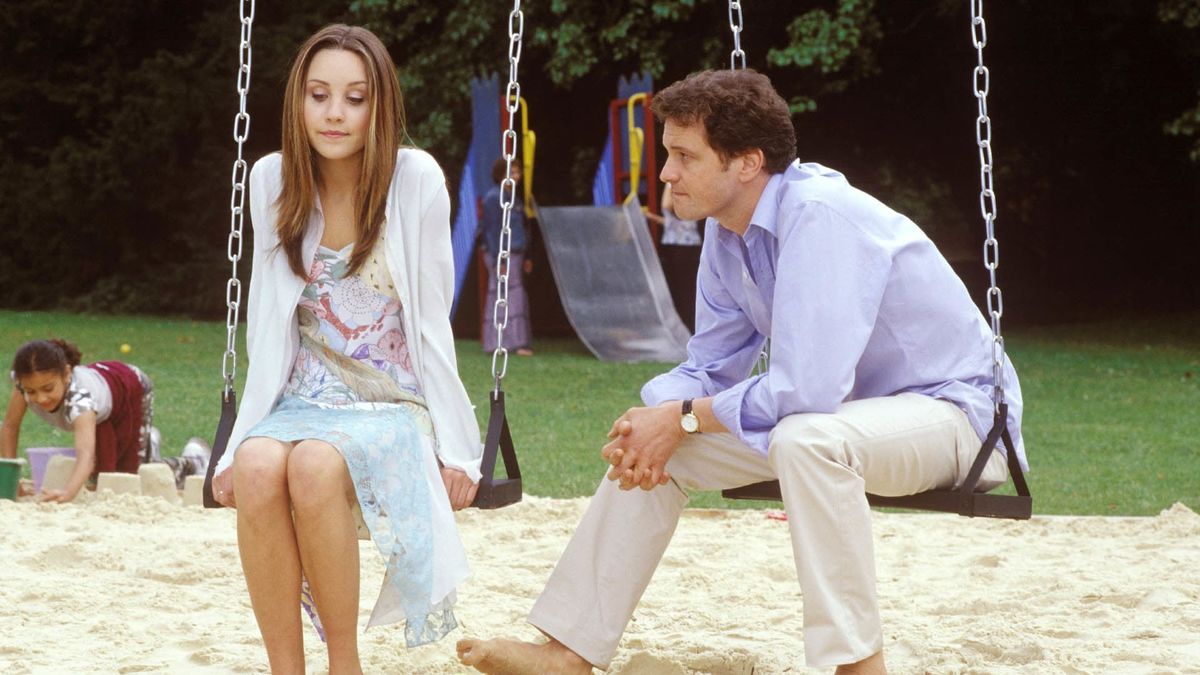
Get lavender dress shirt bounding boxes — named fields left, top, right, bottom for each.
left=641, top=161, right=1026, bottom=469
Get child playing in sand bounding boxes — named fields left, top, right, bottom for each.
left=208, top=24, right=483, bottom=673
left=1, top=338, right=210, bottom=502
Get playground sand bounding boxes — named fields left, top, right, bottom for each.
left=0, top=494, right=1197, bottom=674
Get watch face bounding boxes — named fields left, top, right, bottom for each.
left=681, top=413, right=699, bottom=433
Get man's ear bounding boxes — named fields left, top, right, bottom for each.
left=736, top=148, right=766, bottom=183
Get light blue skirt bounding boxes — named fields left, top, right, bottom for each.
left=246, top=395, right=462, bottom=647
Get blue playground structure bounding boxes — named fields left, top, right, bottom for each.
left=451, top=72, right=691, bottom=363
left=450, top=75, right=503, bottom=317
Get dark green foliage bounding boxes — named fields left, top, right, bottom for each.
left=0, top=1, right=349, bottom=315
left=1, top=2, right=230, bottom=314
left=1159, top=0, right=1200, bottom=160
left=1, top=1, right=1197, bottom=317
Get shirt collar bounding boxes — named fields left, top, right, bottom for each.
left=747, top=171, right=786, bottom=237
left=715, top=169, right=787, bottom=248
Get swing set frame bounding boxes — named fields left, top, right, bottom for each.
left=204, top=0, right=1030, bottom=521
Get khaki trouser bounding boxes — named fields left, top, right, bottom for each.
left=528, top=393, right=1008, bottom=668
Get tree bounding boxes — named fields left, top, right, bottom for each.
left=2, top=1, right=1195, bottom=317
left=0, top=0, right=348, bottom=314
left=1159, top=0, right=1200, bottom=160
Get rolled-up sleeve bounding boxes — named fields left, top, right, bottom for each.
left=711, top=202, right=890, bottom=453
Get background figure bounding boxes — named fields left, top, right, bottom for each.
left=1, top=338, right=209, bottom=501
left=656, top=183, right=703, bottom=333
left=209, top=24, right=483, bottom=674
left=480, top=159, right=533, bottom=356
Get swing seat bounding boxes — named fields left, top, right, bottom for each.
left=723, top=482, right=1031, bottom=519
left=203, top=391, right=238, bottom=509
left=721, top=405, right=1032, bottom=520
left=471, top=390, right=524, bottom=509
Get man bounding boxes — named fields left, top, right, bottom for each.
left=458, top=69, right=1025, bottom=674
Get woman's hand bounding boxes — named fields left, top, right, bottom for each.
left=440, top=466, right=478, bottom=511
left=212, top=468, right=236, bottom=508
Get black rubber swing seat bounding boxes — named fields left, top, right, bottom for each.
left=471, top=390, right=523, bottom=509
left=202, top=390, right=523, bottom=510
left=721, top=404, right=1032, bottom=520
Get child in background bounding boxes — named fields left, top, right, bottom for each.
left=479, top=158, right=534, bottom=356
left=0, top=339, right=209, bottom=502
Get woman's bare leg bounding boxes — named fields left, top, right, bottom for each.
left=289, top=439, right=362, bottom=675
left=235, top=437, right=304, bottom=674
left=836, top=650, right=886, bottom=674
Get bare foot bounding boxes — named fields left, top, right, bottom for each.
left=456, top=637, right=592, bottom=675
left=835, top=650, right=886, bottom=675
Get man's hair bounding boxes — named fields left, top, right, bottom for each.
left=651, top=69, right=796, bottom=174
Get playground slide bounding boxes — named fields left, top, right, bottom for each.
left=536, top=196, right=692, bottom=363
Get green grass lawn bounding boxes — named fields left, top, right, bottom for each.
left=3, top=310, right=1196, bottom=516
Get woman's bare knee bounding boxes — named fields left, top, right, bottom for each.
left=287, top=440, right=353, bottom=513
left=234, top=437, right=291, bottom=504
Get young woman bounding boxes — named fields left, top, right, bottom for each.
left=208, top=25, right=483, bottom=672
left=1, top=339, right=208, bottom=501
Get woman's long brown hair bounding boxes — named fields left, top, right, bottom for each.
left=276, top=24, right=407, bottom=278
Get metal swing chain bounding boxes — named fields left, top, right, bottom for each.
left=222, top=0, right=255, bottom=401
left=729, top=0, right=767, bottom=375
left=728, top=0, right=746, bottom=69
left=491, top=0, right=524, bottom=395
left=971, top=0, right=1005, bottom=410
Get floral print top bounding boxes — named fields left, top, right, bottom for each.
left=283, top=238, right=422, bottom=405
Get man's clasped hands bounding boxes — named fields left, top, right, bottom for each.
left=601, top=401, right=686, bottom=491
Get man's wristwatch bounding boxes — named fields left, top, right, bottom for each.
left=680, top=399, right=700, bottom=434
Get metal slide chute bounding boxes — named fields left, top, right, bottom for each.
left=536, top=196, right=691, bottom=363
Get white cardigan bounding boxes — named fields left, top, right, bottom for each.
left=213, top=149, right=483, bottom=481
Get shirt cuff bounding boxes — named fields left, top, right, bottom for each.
left=711, top=378, right=770, bottom=456
left=640, top=373, right=706, bottom=407
left=438, top=451, right=483, bottom=484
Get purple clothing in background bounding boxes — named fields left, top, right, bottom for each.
left=641, top=161, right=1025, bottom=468
left=482, top=251, right=531, bottom=352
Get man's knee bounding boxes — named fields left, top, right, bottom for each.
left=767, top=414, right=858, bottom=474
left=664, top=436, right=733, bottom=491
